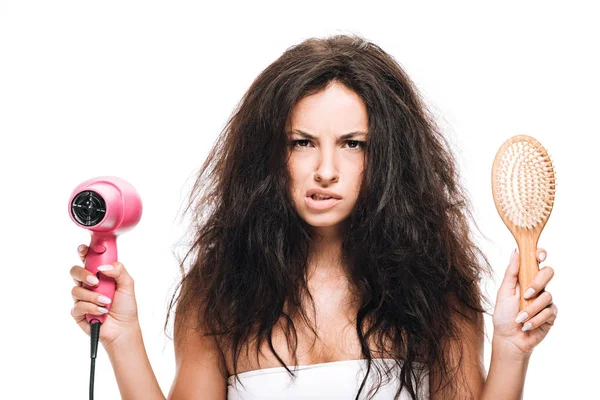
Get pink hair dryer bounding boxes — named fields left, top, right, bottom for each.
left=68, top=176, right=143, bottom=324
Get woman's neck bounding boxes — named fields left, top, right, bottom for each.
left=307, top=240, right=345, bottom=279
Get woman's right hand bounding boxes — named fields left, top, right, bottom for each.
left=70, top=244, right=140, bottom=348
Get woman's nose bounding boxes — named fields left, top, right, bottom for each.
left=314, top=152, right=339, bottom=183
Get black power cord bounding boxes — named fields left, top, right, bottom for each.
left=90, top=320, right=101, bottom=400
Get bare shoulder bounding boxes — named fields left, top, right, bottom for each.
left=429, top=299, right=486, bottom=400
left=167, top=309, right=228, bottom=400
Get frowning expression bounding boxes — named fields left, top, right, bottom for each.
left=286, top=81, right=368, bottom=233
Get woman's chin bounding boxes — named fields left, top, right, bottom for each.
left=302, top=215, right=347, bottom=229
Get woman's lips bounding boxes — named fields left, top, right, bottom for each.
left=304, top=196, right=341, bottom=210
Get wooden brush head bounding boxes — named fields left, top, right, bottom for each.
left=491, top=134, right=556, bottom=310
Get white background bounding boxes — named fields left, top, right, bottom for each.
left=1, top=1, right=597, bottom=399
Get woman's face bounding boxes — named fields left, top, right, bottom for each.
left=286, top=81, right=368, bottom=236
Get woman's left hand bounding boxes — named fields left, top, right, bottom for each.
left=492, top=248, right=558, bottom=360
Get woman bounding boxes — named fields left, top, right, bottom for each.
left=69, top=34, right=558, bottom=399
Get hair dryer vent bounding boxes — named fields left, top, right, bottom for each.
left=71, top=190, right=107, bottom=227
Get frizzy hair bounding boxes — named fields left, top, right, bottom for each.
left=164, top=33, right=494, bottom=400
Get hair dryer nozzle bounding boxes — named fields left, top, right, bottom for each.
left=71, top=190, right=107, bottom=227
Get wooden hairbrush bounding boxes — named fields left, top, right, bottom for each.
left=491, top=134, right=557, bottom=311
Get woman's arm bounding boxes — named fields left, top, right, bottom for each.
left=480, top=338, right=530, bottom=399
left=104, top=323, right=166, bottom=400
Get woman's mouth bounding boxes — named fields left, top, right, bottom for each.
left=305, top=195, right=341, bottom=210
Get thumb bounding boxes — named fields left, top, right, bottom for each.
left=97, top=262, right=135, bottom=293
left=498, top=249, right=520, bottom=298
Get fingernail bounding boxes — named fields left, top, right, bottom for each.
left=98, top=295, right=112, bottom=304
left=87, top=275, right=99, bottom=285
left=510, top=249, right=516, bottom=263
left=515, top=311, right=528, bottom=324
left=78, top=245, right=86, bottom=252
left=539, top=252, right=546, bottom=261
left=522, top=322, right=532, bottom=331
left=98, top=306, right=109, bottom=314
left=97, top=264, right=114, bottom=271
left=524, top=287, right=535, bottom=299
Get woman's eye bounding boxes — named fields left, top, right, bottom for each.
left=291, top=140, right=311, bottom=148
left=346, top=140, right=365, bottom=149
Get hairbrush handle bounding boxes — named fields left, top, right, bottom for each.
left=516, top=231, right=543, bottom=312
left=83, top=235, right=118, bottom=324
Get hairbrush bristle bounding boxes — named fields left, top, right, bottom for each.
left=494, top=139, right=556, bottom=229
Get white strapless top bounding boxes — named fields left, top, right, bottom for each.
left=227, top=358, right=429, bottom=399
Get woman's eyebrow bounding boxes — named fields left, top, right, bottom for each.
left=288, top=129, right=368, bottom=140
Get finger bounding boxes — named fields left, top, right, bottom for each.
left=523, top=266, right=555, bottom=300
left=519, top=303, right=558, bottom=332
left=69, top=265, right=99, bottom=288
left=78, top=244, right=88, bottom=263
left=71, top=285, right=113, bottom=306
left=71, top=300, right=109, bottom=319
left=95, top=261, right=135, bottom=292
left=498, top=249, right=519, bottom=298
left=536, top=248, right=547, bottom=263
left=515, top=291, right=554, bottom=324
left=71, top=301, right=84, bottom=322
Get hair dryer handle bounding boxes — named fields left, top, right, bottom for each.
left=83, top=236, right=117, bottom=324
